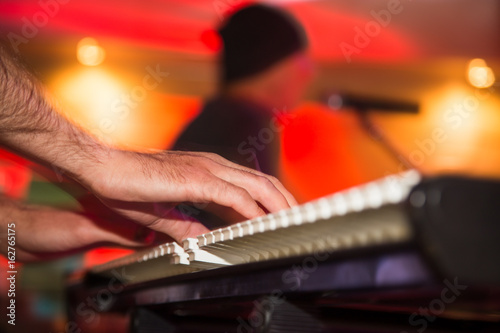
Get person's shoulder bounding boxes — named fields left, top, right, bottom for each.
left=206, top=96, right=271, bottom=122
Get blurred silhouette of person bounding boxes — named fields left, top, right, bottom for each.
left=173, top=4, right=314, bottom=178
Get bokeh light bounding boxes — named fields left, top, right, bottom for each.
left=77, top=37, right=106, bottom=66
left=467, top=58, right=496, bottom=89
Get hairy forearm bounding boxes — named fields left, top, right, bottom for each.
left=0, top=45, right=107, bottom=182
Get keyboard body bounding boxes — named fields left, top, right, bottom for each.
left=67, top=172, right=500, bottom=332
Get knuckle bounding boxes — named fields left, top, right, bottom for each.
left=231, top=185, right=248, bottom=198
left=266, top=175, right=279, bottom=184
left=204, top=152, right=219, bottom=160
left=144, top=217, right=163, bottom=231
left=256, top=175, right=276, bottom=191
left=218, top=183, right=247, bottom=205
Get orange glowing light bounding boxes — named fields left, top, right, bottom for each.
left=77, top=37, right=106, bottom=66
left=467, top=58, right=495, bottom=89
left=50, top=67, right=201, bottom=150
left=407, top=82, right=500, bottom=175
left=50, top=67, right=129, bottom=144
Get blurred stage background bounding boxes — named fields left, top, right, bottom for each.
left=0, top=0, right=499, bottom=332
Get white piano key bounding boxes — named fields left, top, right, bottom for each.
left=205, top=238, right=261, bottom=262
left=401, top=169, right=421, bottom=187
left=317, top=197, right=333, bottom=220
left=167, top=242, right=186, bottom=255
left=382, top=178, right=405, bottom=203
left=267, top=214, right=278, bottom=230
left=291, top=205, right=303, bottom=225
left=202, top=241, right=253, bottom=263
left=193, top=243, right=248, bottom=264
left=346, top=188, right=365, bottom=212
left=234, top=223, right=244, bottom=238
left=183, top=237, right=199, bottom=251
left=188, top=249, right=234, bottom=266
left=278, top=209, right=290, bottom=228
left=253, top=216, right=266, bottom=233
left=210, top=231, right=218, bottom=243
left=330, top=193, right=348, bottom=215
left=197, top=233, right=208, bottom=247
left=304, top=203, right=317, bottom=222
left=213, top=229, right=224, bottom=242
left=221, top=226, right=233, bottom=241
left=242, top=220, right=254, bottom=236
left=250, top=231, right=296, bottom=258
left=364, top=182, right=384, bottom=208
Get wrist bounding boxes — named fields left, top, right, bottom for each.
left=68, top=139, right=116, bottom=193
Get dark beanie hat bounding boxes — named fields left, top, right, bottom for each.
left=219, top=4, right=307, bottom=85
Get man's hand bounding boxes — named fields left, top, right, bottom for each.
left=78, top=149, right=297, bottom=242
left=0, top=197, right=154, bottom=262
left=0, top=43, right=297, bottom=247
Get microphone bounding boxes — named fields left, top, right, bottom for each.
left=325, top=92, right=419, bottom=113
left=324, top=92, right=419, bottom=170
